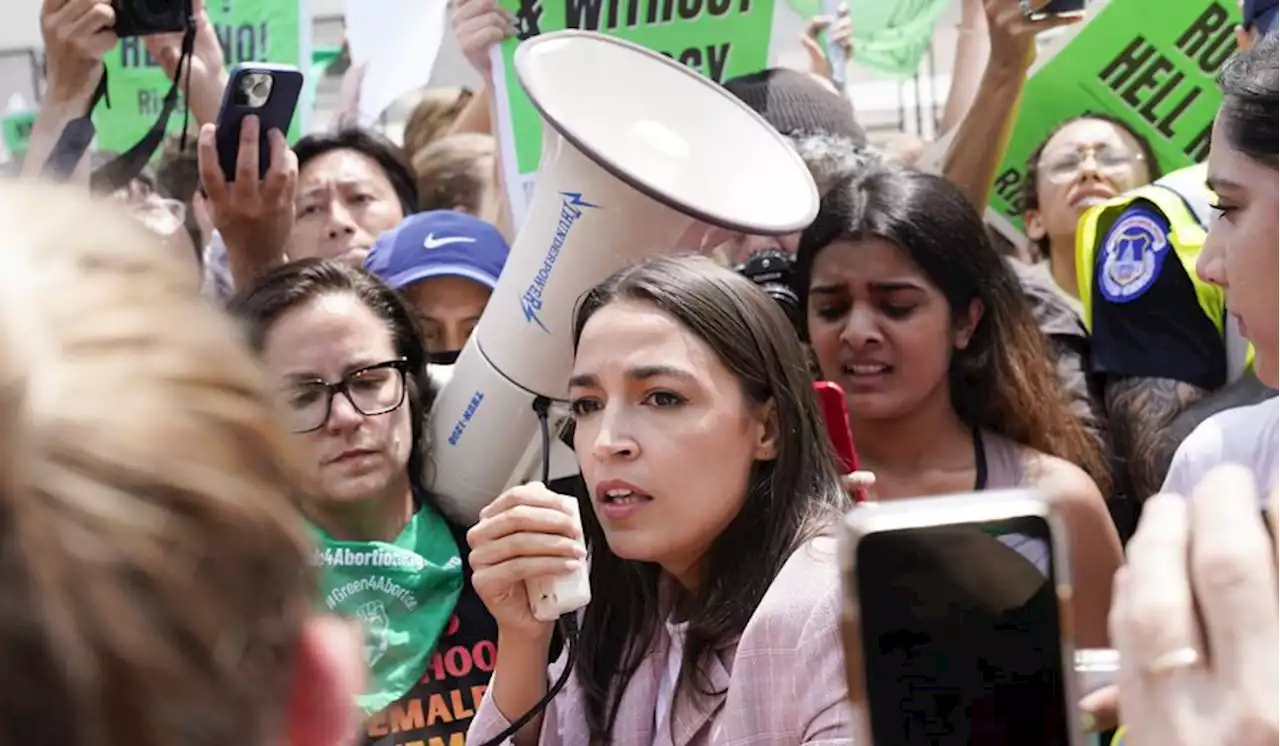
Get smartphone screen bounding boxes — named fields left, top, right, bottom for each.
left=854, top=515, right=1067, bottom=746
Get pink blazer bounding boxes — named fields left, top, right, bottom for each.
left=467, top=537, right=855, bottom=745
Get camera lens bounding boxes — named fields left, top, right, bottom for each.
left=735, top=250, right=802, bottom=335
left=735, top=249, right=795, bottom=290
left=138, top=0, right=173, bottom=21
left=235, top=74, right=274, bottom=107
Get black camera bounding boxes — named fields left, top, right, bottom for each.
left=734, top=249, right=803, bottom=336
left=112, top=0, right=189, bottom=38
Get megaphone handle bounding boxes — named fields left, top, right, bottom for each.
left=525, top=396, right=593, bottom=621
left=527, top=564, right=593, bottom=621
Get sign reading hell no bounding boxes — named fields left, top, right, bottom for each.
left=91, top=0, right=309, bottom=153
left=986, top=0, right=1235, bottom=241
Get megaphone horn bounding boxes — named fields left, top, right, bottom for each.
left=427, top=29, right=819, bottom=524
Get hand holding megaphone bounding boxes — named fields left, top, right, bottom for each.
left=467, top=482, right=589, bottom=639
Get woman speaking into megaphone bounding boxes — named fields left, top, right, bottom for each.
left=465, top=256, right=856, bottom=745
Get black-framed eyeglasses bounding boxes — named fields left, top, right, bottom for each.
left=278, top=359, right=409, bottom=434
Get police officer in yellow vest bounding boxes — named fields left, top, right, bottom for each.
left=1080, top=4, right=1280, bottom=742
left=1075, top=162, right=1273, bottom=518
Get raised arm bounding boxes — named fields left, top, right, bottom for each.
left=21, top=0, right=118, bottom=184
left=941, top=0, right=1080, bottom=211
left=451, top=0, right=517, bottom=238
left=141, top=0, right=229, bottom=128
left=1106, top=373, right=1273, bottom=500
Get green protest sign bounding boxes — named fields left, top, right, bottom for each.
left=306, top=46, right=342, bottom=121
left=785, top=0, right=952, bottom=78
left=2, top=111, right=36, bottom=159
left=92, top=0, right=309, bottom=153
left=496, top=0, right=775, bottom=196
left=988, top=0, right=1233, bottom=236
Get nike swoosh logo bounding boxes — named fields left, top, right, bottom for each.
left=423, top=234, right=477, bottom=250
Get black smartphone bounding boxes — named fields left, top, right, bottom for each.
left=840, top=490, right=1081, bottom=746
left=1034, top=0, right=1086, bottom=17
left=215, top=63, right=305, bottom=182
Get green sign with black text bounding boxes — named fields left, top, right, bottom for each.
left=786, top=0, right=952, bottom=78
left=92, top=0, right=308, bottom=153
left=496, top=0, right=776, bottom=198
left=988, top=0, right=1234, bottom=234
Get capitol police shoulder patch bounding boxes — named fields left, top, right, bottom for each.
left=1097, top=205, right=1171, bottom=304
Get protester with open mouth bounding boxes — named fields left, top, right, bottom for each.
left=465, top=256, right=855, bottom=745
left=795, top=166, right=1122, bottom=648
left=1020, top=114, right=1156, bottom=312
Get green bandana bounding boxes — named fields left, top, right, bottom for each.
left=312, top=507, right=464, bottom=715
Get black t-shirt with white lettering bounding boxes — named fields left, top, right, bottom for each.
left=1089, top=200, right=1224, bottom=391
left=362, top=521, right=498, bottom=746
left=359, top=510, right=572, bottom=746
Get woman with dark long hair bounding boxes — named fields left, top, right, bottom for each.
left=793, top=167, right=1122, bottom=647
left=466, top=256, right=854, bottom=745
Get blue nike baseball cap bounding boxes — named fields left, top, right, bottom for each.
left=1244, top=0, right=1279, bottom=36
left=364, top=210, right=510, bottom=291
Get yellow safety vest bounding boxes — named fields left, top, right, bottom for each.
left=1075, top=163, right=1254, bottom=379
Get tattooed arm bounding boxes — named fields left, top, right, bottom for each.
left=1106, top=373, right=1276, bottom=500
left=1105, top=377, right=1206, bottom=501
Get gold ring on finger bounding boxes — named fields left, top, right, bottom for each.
left=1142, top=646, right=1201, bottom=676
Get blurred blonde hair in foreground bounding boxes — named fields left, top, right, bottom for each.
left=0, top=181, right=329, bottom=746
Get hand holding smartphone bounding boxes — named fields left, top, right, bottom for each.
left=198, top=63, right=304, bottom=280
left=840, top=490, right=1086, bottom=746
left=214, top=63, right=304, bottom=182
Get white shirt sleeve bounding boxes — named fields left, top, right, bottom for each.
left=1161, top=399, right=1280, bottom=499
left=1162, top=433, right=1216, bottom=496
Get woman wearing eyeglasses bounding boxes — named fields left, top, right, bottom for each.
left=1020, top=114, right=1157, bottom=310
left=228, top=259, right=499, bottom=746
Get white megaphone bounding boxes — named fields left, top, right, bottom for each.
left=425, top=30, right=819, bottom=621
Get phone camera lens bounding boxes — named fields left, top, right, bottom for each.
left=236, top=74, right=274, bottom=107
